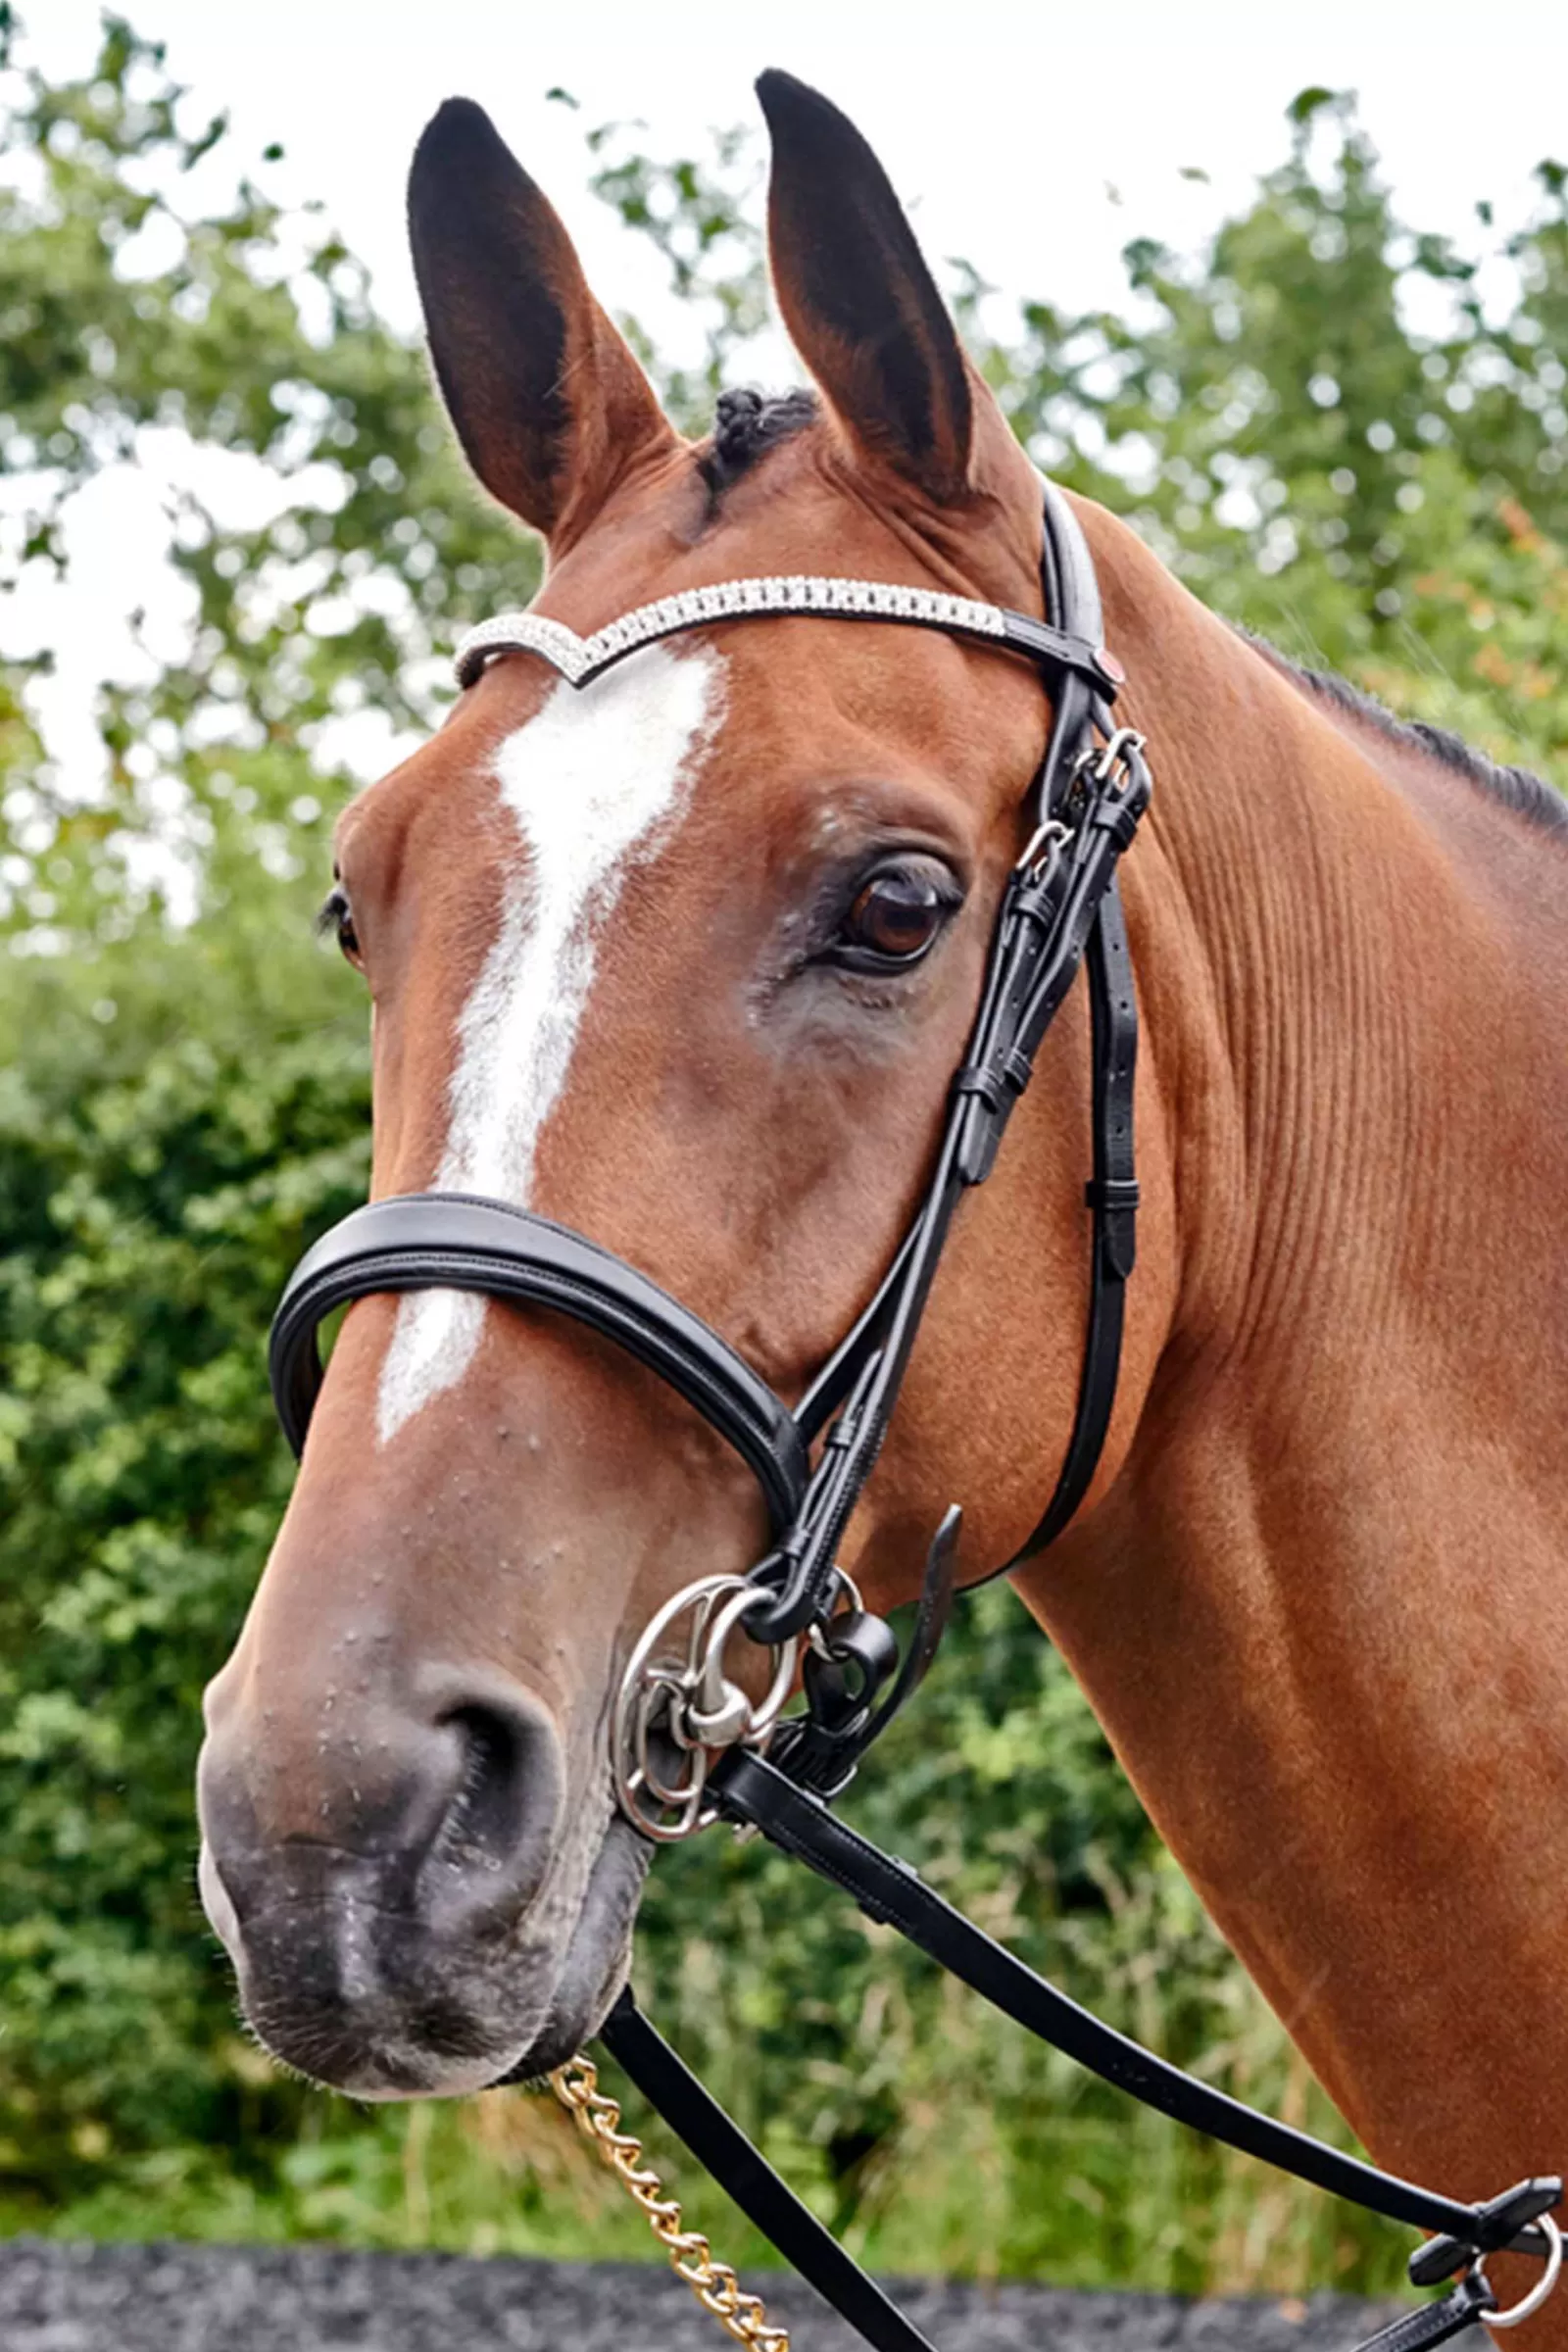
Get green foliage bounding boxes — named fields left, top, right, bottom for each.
left=1, top=11, right=1563, bottom=2298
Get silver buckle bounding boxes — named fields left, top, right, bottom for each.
left=1014, top=816, right=1071, bottom=882
left=1081, top=725, right=1147, bottom=789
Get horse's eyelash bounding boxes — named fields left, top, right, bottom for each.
left=315, top=886, right=348, bottom=938
left=808, top=857, right=961, bottom=952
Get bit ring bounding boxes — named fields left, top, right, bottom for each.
left=613, top=1575, right=799, bottom=1842
left=1486, top=2214, right=1563, bottom=2330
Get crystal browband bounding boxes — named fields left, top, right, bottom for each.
left=452, top=575, right=1126, bottom=695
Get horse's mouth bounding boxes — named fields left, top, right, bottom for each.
left=202, top=1808, right=652, bottom=2100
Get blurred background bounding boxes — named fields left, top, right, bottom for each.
left=1, top=0, right=1564, bottom=2304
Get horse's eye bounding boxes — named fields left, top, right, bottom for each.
left=833, top=862, right=955, bottom=971
left=318, top=884, right=362, bottom=967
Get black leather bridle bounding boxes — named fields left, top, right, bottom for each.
left=268, top=484, right=1560, bottom=2352
left=271, top=480, right=1142, bottom=1665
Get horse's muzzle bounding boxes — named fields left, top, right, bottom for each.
left=196, top=1667, right=573, bottom=2094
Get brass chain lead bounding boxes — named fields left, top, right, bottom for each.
left=548, top=2052, right=791, bottom=2352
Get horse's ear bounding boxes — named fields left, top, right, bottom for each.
left=756, top=71, right=973, bottom=501
left=408, top=99, right=675, bottom=550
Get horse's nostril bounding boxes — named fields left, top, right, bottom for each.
left=198, top=1669, right=566, bottom=1962
left=422, top=1690, right=564, bottom=1920
left=444, top=1705, right=529, bottom=1857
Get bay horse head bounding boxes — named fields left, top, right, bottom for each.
left=194, top=71, right=1174, bottom=2096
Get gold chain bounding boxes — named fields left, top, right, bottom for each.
left=548, top=2052, right=790, bottom=2352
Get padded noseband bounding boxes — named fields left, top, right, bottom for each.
left=270, top=1194, right=809, bottom=1534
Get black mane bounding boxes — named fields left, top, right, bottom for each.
left=1245, top=631, right=1568, bottom=839
left=698, top=385, right=818, bottom=500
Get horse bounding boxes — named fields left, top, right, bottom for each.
left=195, top=67, right=1568, bottom=2315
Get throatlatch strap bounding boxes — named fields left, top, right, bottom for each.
left=1008, top=880, right=1139, bottom=1562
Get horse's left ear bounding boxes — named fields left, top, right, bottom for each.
left=757, top=70, right=973, bottom=502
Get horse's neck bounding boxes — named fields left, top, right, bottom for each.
left=1017, top=522, right=1568, bottom=2214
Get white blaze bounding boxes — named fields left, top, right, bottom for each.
left=375, top=644, right=724, bottom=1445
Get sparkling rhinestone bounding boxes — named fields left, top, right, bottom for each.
left=455, top=567, right=1054, bottom=694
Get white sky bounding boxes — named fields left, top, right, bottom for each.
left=10, top=0, right=1568, bottom=809
left=30, top=0, right=1568, bottom=336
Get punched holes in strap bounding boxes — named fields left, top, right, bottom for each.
left=994, top=884, right=1139, bottom=1566
left=268, top=1193, right=809, bottom=1536
left=1087, top=890, right=1139, bottom=1285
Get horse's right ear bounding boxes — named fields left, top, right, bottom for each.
left=756, top=71, right=973, bottom=502
left=408, top=99, right=675, bottom=552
